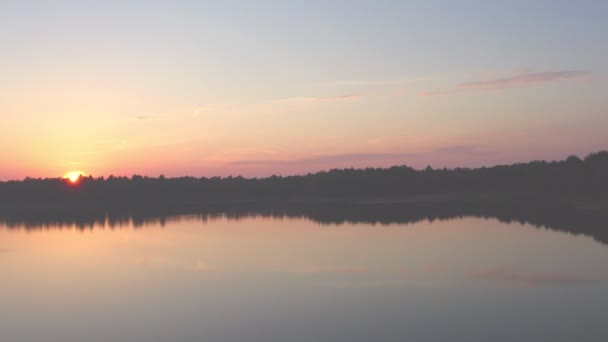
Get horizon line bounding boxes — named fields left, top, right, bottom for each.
left=3, top=150, right=604, bottom=182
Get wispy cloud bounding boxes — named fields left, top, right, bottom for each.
left=229, top=152, right=423, bottom=166
left=459, top=70, right=591, bottom=89
left=419, top=69, right=591, bottom=97
left=228, top=145, right=497, bottom=166
left=319, top=76, right=432, bottom=88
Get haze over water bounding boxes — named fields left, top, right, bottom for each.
left=1, top=215, right=606, bottom=342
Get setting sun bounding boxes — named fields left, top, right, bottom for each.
left=63, top=171, right=86, bottom=183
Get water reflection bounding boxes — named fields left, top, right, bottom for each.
left=1, top=200, right=607, bottom=245
left=0, top=210, right=606, bottom=342
left=468, top=267, right=594, bottom=286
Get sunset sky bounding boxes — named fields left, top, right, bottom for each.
left=1, top=1, right=606, bottom=180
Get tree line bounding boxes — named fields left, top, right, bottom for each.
left=1, top=151, right=606, bottom=204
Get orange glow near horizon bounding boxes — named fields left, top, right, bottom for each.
left=63, top=171, right=87, bottom=184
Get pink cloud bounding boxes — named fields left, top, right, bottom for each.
left=228, top=145, right=495, bottom=167
left=228, top=152, right=424, bottom=166
left=419, top=70, right=591, bottom=97
left=459, top=70, right=590, bottom=89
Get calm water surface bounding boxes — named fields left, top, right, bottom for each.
left=0, top=216, right=606, bottom=342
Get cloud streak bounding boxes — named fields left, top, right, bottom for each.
left=419, top=70, right=591, bottom=97
left=459, top=70, right=590, bottom=89
left=229, top=152, right=423, bottom=166
left=228, top=145, right=496, bottom=166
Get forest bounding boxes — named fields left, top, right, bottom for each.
left=1, top=151, right=606, bottom=204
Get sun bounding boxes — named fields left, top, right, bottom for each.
left=63, top=171, right=87, bottom=184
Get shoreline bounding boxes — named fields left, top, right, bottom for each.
left=0, top=193, right=606, bottom=244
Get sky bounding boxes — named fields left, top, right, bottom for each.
left=0, top=0, right=606, bottom=180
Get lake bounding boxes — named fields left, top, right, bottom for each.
left=0, top=212, right=606, bottom=342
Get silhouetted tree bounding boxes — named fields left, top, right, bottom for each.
left=0, top=151, right=606, bottom=205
